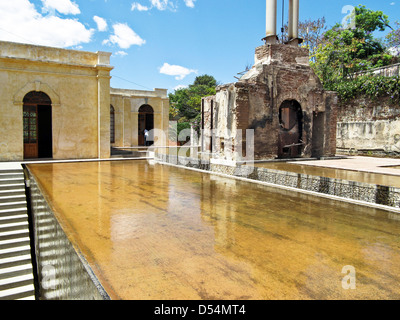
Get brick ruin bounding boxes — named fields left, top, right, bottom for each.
left=201, top=0, right=338, bottom=163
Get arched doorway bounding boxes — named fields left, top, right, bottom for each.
left=138, top=105, right=154, bottom=146
left=23, top=91, right=53, bottom=159
left=278, top=100, right=303, bottom=158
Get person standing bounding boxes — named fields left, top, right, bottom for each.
left=144, top=129, right=149, bottom=146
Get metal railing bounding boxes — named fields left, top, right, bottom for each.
left=352, top=63, right=400, bottom=78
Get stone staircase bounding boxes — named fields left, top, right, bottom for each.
left=0, top=166, right=36, bottom=300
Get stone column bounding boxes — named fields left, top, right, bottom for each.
left=265, top=0, right=278, bottom=44
left=131, top=112, right=139, bottom=146
left=288, top=0, right=300, bottom=45
left=96, top=51, right=113, bottom=159
left=123, top=98, right=132, bottom=147
left=153, top=112, right=163, bottom=146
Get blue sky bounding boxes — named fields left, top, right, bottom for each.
left=0, top=0, right=399, bottom=93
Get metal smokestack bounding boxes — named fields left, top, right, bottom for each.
left=288, top=0, right=301, bottom=45
left=264, top=0, right=278, bottom=44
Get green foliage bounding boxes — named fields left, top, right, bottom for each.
left=311, top=5, right=395, bottom=87
left=386, top=21, right=400, bottom=49
left=192, top=74, right=217, bottom=87
left=354, top=5, right=391, bottom=33
left=311, top=5, right=400, bottom=103
left=177, top=120, right=191, bottom=135
left=327, top=75, right=400, bottom=103
left=168, top=119, right=192, bottom=145
left=169, top=74, right=217, bottom=121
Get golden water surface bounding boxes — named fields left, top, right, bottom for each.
left=28, top=160, right=400, bottom=300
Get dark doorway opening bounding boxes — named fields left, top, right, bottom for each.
left=23, top=92, right=53, bottom=159
left=278, top=100, right=303, bottom=159
left=311, top=111, right=325, bottom=158
left=138, top=105, right=154, bottom=146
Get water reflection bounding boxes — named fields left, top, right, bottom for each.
left=28, top=161, right=400, bottom=300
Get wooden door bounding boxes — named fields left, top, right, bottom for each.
left=23, top=105, right=38, bottom=158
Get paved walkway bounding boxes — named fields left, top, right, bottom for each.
left=292, top=156, right=400, bottom=176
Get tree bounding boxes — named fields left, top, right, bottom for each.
left=169, top=75, right=217, bottom=121
left=192, top=74, right=217, bottom=87
left=386, top=21, right=400, bottom=53
left=311, top=5, right=396, bottom=89
left=280, top=17, right=327, bottom=60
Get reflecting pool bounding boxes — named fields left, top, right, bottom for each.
left=28, top=160, right=400, bottom=300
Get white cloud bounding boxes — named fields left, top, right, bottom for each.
left=131, top=3, right=150, bottom=11
left=114, top=50, right=128, bottom=57
left=103, top=23, right=145, bottom=49
left=183, top=0, right=195, bottom=8
left=0, top=0, right=93, bottom=48
left=131, top=0, right=183, bottom=12
left=150, top=0, right=170, bottom=10
left=41, top=0, right=81, bottom=15
left=159, top=63, right=197, bottom=80
left=173, top=84, right=188, bottom=91
left=93, top=16, right=107, bottom=31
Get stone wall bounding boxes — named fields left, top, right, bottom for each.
left=27, top=167, right=109, bottom=300
left=337, top=96, right=400, bottom=156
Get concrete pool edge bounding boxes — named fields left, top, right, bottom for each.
left=25, top=165, right=112, bottom=300
left=155, top=155, right=400, bottom=215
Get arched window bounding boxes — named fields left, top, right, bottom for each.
left=110, top=105, right=115, bottom=144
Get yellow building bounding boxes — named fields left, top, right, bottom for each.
left=110, top=88, right=169, bottom=148
left=0, top=40, right=169, bottom=161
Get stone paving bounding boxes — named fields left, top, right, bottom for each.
left=292, top=156, right=400, bottom=176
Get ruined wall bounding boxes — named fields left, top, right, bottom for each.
left=202, top=43, right=338, bottom=162
left=324, top=93, right=339, bottom=157
left=337, top=96, right=400, bottom=156
left=201, top=95, right=215, bottom=154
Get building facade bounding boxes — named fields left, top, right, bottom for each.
left=110, top=88, right=169, bottom=149
left=0, top=40, right=169, bottom=161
